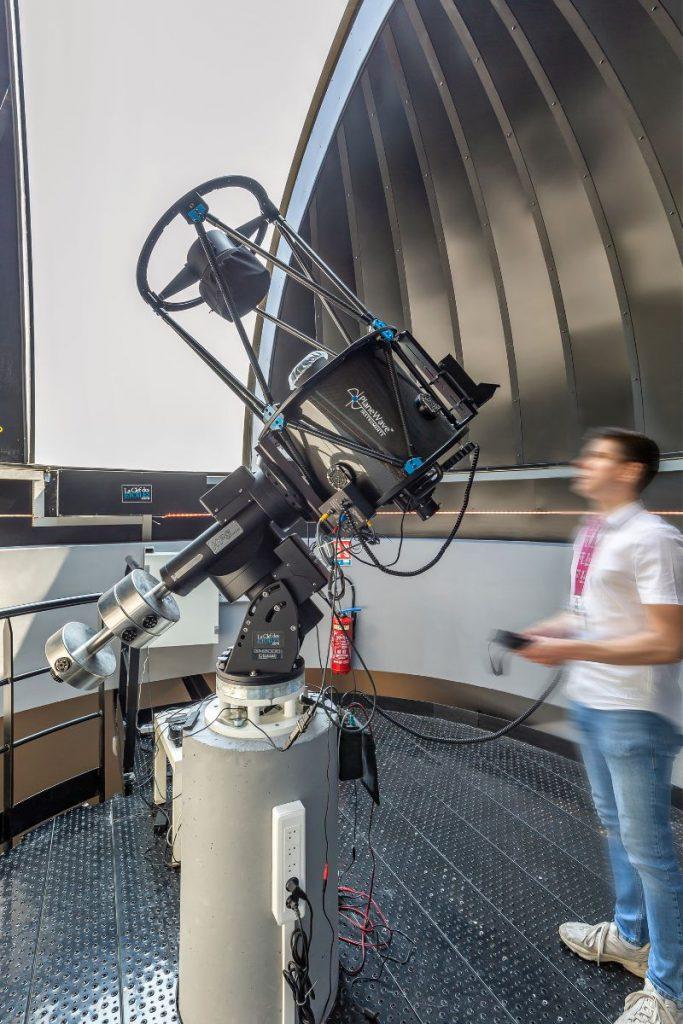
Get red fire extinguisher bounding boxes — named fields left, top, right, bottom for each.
left=330, top=609, right=359, bottom=674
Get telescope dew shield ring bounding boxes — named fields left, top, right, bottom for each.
left=136, top=175, right=275, bottom=312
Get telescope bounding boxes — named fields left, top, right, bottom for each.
left=46, top=175, right=497, bottom=702
left=44, top=175, right=497, bottom=1024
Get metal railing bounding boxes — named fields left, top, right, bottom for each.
left=118, top=556, right=143, bottom=792
left=0, top=553, right=211, bottom=843
left=0, top=592, right=103, bottom=853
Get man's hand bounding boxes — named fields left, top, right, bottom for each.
left=518, top=605, right=682, bottom=667
left=518, top=637, right=580, bottom=666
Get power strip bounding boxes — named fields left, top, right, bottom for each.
left=272, top=801, right=306, bottom=1024
left=272, top=800, right=306, bottom=925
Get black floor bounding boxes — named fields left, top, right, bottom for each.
left=1, top=710, right=682, bottom=1024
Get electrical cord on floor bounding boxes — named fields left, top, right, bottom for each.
left=339, top=881, right=414, bottom=977
left=337, top=708, right=414, bottom=987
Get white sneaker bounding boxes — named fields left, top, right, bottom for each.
left=614, top=979, right=683, bottom=1023
left=559, top=920, right=649, bottom=978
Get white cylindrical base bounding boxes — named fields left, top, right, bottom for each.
left=178, top=710, right=338, bottom=1024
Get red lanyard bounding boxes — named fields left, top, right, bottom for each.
left=573, top=518, right=604, bottom=597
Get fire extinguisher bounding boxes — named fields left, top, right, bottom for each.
left=331, top=611, right=354, bottom=674
left=330, top=578, right=360, bottom=675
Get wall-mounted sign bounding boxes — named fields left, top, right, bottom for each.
left=121, top=484, right=153, bottom=504
left=335, top=538, right=352, bottom=566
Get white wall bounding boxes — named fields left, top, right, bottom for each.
left=16, top=0, right=347, bottom=471
left=302, top=537, right=575, bottom=703
left=302, top=536, right=683, bottom=786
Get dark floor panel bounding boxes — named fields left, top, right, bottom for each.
left=373, top=760, right=633, bottom=1017
left=1, top=710, right=680, bottom=1024
left=25, top=804, right=121, bottom=1024
left=340, top=794, right=614, bottom=1024
left=497, top=739, right=590, bottom=793
left=374, top=712, right=683, bottom=852
left=391, top=715, right=605, bottom=828
left=0, top=824, right=53, bottom=1024
left=372, top=716, right=610, bottom=877
left=335, top=835, right=515, bottom=1024
left=112, top=806, right=180, bottom=1023
left=384, top=749, right=611, bottom=906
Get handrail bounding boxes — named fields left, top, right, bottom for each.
left=0, top=590, right=107, bottom=852
left=11, top=711, right=102, bottom=751
left=0, top=593, right=100, bottom=620
left=1, top=666, right=51, bottom=685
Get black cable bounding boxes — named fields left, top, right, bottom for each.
left=360, top=668, right=564, bottom=746
left=246, top=714, right=287, bottom=750
left=317, top=541, right=562, bottom=748
left=340, top=801, right=377, bottom=978
left=352, top=444, right=479, bottom=578
left=341, top=780, right=359, bottom=877
left=385, top=512, right=407, bottom=568
left=319, top=686, right=337, bottom=1024
left=283, top=900, right=316, bottom=1024
left=348, top=511, right=407, bottom=570
left=318, top=591, right=378, bottom=733
left=338, top=791, right=415, bottom=986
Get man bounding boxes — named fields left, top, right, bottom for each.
left=519, top=427, right=683, bottom=1024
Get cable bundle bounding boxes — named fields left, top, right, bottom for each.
left=283, top=884, right=316, bottom=1024
left=338, top=885, right=400, bottom=969
left=337, top=797, right=414, bottom=987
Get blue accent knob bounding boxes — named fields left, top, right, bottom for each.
left=404, top=457, right=424, bottom=475
left=371, top=317, right=395, bottom=342
left=184, top=201, right=208, bottom=223
left=263, top=404, right=285, bottom=432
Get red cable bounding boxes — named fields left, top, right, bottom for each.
left=337, top=803, right=387, bottom=975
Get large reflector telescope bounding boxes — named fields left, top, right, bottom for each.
left=136, top=175, right=498, bottom=522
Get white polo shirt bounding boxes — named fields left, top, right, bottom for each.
left=565, top=502, right=683, bottom=726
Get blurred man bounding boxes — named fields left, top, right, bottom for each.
left=520, top=428, right=683, bottom=1024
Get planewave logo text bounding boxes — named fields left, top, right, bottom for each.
left=346, top=388, right=394, bottom=438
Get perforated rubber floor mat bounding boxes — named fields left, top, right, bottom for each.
left=0, top=710, right=681, bottom=1023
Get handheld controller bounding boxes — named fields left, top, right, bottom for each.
left=490, top=629, right=532, bottom=651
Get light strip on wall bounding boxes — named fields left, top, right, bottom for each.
left=2, top=510, right=682, bottom=522
left=375, top=509, right=683, bottom=516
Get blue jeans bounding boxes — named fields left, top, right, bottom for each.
left=569, top=702, right=683, bottom=1005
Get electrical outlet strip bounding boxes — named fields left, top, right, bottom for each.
left=272, top=800, right=306, bottom=926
